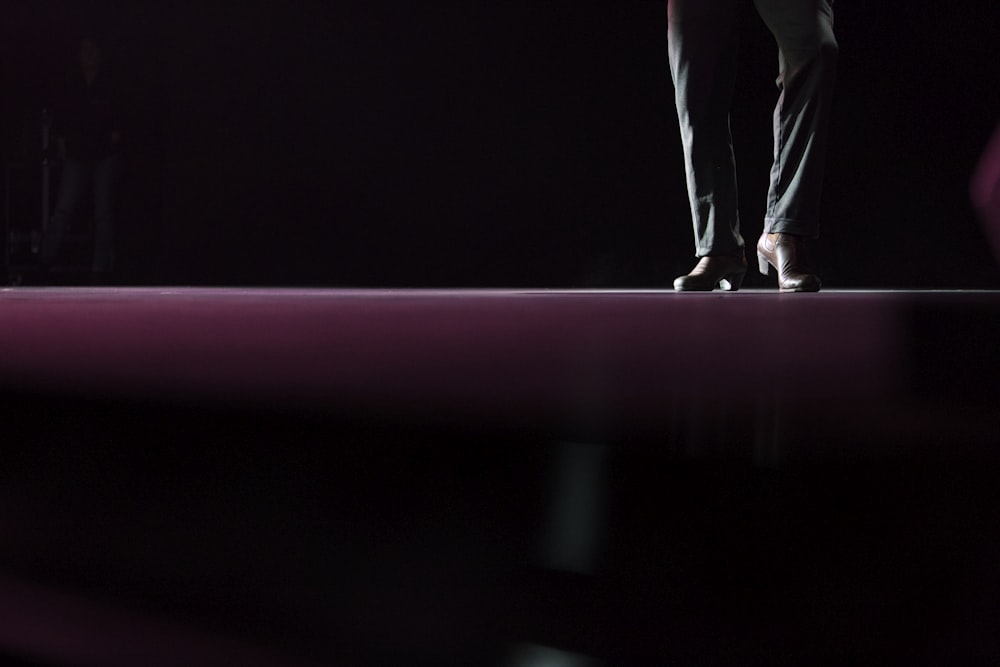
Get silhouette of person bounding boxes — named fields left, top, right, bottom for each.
left=40, top=35, right=122, bottom=276
left=669, top=0, right=838, bottom=292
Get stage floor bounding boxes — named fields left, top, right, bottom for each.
left=1, top=287, right=987, bottom=393
left=0, top=288, right=998, bottom=665
left=0, top=287, right=996, bottom=443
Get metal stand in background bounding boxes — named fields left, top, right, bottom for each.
left=41, top=108, right=51, bottom=240
left=4, top=109, right=51, bottom=285
left=3, top=108, right=91, bottom=285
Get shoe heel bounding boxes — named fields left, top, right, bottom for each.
left=719, top=270, right=746, bottom=292
left=757, top=254, right=770, bottom=276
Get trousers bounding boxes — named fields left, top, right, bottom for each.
left=668, top=0, right=838, bottom=257
left=41, top=154, right=121, bottom=272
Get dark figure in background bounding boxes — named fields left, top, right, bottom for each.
left=41, top=37, right=122, bottom=276
left=670, top=0, right=838, bottom=293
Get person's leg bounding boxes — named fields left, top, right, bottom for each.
left=40, top=159, right=89, bottom=267
left=91, top=154, right=121, bottom=273
left=755, top=0, right=838, bottom=238
left=668, top=0, right=744, bottom=259
left=753, top=0, right=837, bottom=292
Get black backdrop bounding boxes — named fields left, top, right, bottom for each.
left=2, top=0, right=998, bottom=288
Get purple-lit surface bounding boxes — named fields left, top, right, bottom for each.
left=0, top=287, right=906, bottom=420
left=0, top=287, right=997, bottom=664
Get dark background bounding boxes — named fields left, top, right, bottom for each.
left=2, top=0, right=999, bottom=288
left=2, top=4, right=1000, bottom=662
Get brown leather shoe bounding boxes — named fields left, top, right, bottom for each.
left=756, top=233, right=821, bottom=293
left=673, top=254, right=747, bottom=292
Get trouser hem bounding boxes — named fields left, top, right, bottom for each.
left=695, top=243, right=745, bottom=259
left=765, top=217, right=820, bottom=239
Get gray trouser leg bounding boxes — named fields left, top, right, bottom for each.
left=668, top=0, right=744, bottom=257
left=757, top=0, right=838, bottom=238
left=668, top=0, right=838, bottom=253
